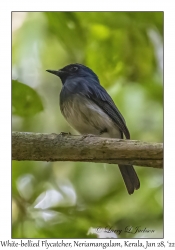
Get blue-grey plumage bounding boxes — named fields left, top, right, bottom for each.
left=46, top=63, right=140, bottom=194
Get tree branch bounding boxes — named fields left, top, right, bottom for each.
left=12, top=131, right=163, bottom=169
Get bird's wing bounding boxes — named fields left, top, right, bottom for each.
left=78, top=80, right=130, bottom=139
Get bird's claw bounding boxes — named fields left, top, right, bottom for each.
left=60, top=132, right=72, bottom=136
left=81, top=134, right=96, bottom=139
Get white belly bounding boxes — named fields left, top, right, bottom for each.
left=60, top=95, right=121, bottom=138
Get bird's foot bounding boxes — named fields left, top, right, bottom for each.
left=60, top=132, right=72, bottom=136
left=81, top=134, right=96, bottom=139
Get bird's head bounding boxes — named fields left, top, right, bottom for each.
left=46, top=63, right=99, bottom=84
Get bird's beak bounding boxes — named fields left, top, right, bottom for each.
left=46, top=69, right=66, bottom=77
left=46, top=69, right=60, bottom=76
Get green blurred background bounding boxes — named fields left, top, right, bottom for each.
left=12, top=12, right=163, bottom=238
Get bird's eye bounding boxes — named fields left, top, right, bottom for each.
left=70, top=66, right=78, bottom=72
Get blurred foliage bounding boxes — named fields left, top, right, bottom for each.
left=12, top=12, right=163, bottom=238
left=12, top=80, right=43, bottom=117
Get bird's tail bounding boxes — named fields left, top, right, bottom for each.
left=118, top=165, right=140, bottom=194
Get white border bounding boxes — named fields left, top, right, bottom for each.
left=1, top=0, right=175, bottom=244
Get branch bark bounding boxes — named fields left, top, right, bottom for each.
left=12, top=131, right=163, bottom=169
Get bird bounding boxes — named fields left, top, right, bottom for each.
left=46, top=63, right=140, bottom=194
